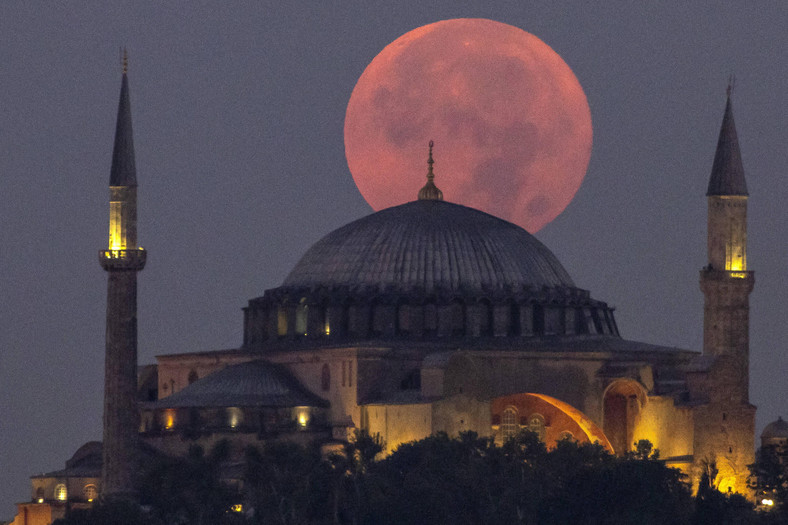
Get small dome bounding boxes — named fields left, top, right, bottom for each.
left=283, top=199, right=574, bottom=294
left=762, top=416, right=788, bottom=440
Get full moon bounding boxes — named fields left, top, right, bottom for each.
left=344, top=19, right=592, bottom=232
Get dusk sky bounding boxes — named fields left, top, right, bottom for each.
left=1, top=2, right=787, bottom=517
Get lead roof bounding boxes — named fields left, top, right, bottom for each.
left=283, top=200, right=575, bottom=294
left=109, top=73, right=137, bottom=187
left=707, top=95, right=747, bottom=196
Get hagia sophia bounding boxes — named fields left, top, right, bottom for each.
left=11, top=63, right=787, bottom=524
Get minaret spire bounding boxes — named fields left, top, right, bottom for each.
left=418, top=140, right=444, bottom=201
left=110, top=51, right=136, bottom=188
left=99, top=59, right=146, bottom=498
left=707, top=82, right=747, bottom=197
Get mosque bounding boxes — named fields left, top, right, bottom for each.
left=13, top=65, right=785, bottom=524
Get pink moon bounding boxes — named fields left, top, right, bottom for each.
left=344, top=19, right=592, bottom=232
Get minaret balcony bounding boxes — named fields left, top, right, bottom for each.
left=99, top=248, right=147, bottom=271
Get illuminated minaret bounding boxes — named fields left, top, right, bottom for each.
left=695, top=84, right=755, bottom=495
left=700, top=85, right=753, bottom=396
left=98, top=52, right=146, bottom=497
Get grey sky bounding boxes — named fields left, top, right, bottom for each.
left=1, top=1, right=786, bottom=517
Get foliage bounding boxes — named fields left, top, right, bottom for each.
left=56, top=433, right=778, bottom=524
left=138, top=440, right=244, bottom=525
left=52, top=497, right=157, bottom=525
left=749, top=444, right=788, bottom=522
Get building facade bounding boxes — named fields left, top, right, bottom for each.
left=145, top=90, right=756, bottom=494
left=13, top=76, right=760, bottom=523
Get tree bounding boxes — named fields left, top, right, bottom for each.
left=749, top=444, right=788, bottom=520
left=139, top=440, right=244, bottom=525
left=243, top=440, right=328, bottom=525
left=52, top=497, right=157, bottom=525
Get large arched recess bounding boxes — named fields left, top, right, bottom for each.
left=491, top=393, right=613, bottom=453
left=603, top=379, right=648, bottom=455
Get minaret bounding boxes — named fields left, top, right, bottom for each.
left=695, top=84, right=756, bottom=495
left=700, top=85, right=753, bottom=401
left=98, top=52, right=146, bottom=497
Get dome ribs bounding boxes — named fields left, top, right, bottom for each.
left=282, top=200, right=575, bottom=293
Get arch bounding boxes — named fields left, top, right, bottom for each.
left=321, top=304, right=331, bottom=336
left=395, top=298, right=413, bottom=335
left=321, top=363, right=331, bottom=391
left=528, top=413, right=546, bottom=440
left=558, top=430, right=575, bottom=442
left=603, top=379, right=648, bottom=455
left=83, top=484, right=98, bottom=502
left=492, top=392, right=614, bottom=452
left=532, top=304, right=544, bottom=334
left=187, top=370, right=198, bottom=385
left=277, top=306, right=288, bottom=337
left=478, top=298, right=493, bottom=336
left=54, top=483, right=67, bottom=501
left=295, top=297, right=309, bottom=336
left=509, top=301, right=521, bottom=336
left=501, top=406, right=519, bottom=441
left=438, top=298, right=465, bottom=337
left=227, top=407, right=243, bottom=429
left=423, top=301, right=438, bottom=336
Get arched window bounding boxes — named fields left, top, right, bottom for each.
left=187, top=370, right=198, bottom=384
left=227, top=407, right=243, bottom=429
left=83, top=484, right=98, bottom=502
left=277, top=306, right=288, bottom=337
left=323, top=307, right=331, bottom=336
left=558, top=430, right=575, bottom=442
left=528, top=413, right=546, bottom=441
left=450, top=299, right=465, bottom=336
left=509, top=302, right=521, bottom=336
left=501, top=406, right=518, bottom=441
left=296, top=298, right=308, bottom=336
left=478, top=299, right=493, bottom=336
left=54, top=483, right=67, bottom=501
left=321, top=364, right=331, bottom=391
left=35, top=487, right=44, bottom=503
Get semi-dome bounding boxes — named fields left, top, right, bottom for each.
left=283, top=199, right=574, bottom=293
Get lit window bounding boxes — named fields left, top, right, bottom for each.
left=55, top=484, right=67, bottom=501
left=296, top=407, right=310, bottom=429
left=558, top=430, right=574, bottom=442
left=277, top=307, right=288, bottom=336
left=227, top=407, right=243, bottom=429
left=528, top=414, right=546, bottom=441
left=296, top=299, right=308, bottom=336
left=109, top=201, right=123, bottom=250
left=163, top=409, right=176, bottom=430
left=502, top=407, right=518, bottom=441
left=83, top=484, right=98, bottom=502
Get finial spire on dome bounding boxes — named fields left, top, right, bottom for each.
left=418, top=140, right=443, bottom=201
left=122, top=47, right=128, bottom=75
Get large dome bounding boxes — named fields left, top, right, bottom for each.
left=283, top=200, right=574, bottom=293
